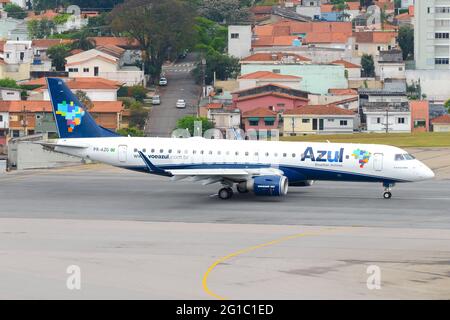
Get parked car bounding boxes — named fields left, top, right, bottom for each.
left=176, top=99, right=186, bottom=109
left=152, top=95, right=161, bottom=105
left=159, top=77, right=168, bottom=86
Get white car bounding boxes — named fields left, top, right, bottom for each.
left=152, top=95, right=161, bottom=105
left=159, top=77, right=168, bottom=86
left=176, top=99, right=186, bottom=109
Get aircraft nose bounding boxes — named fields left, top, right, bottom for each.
left=424, top=166, right=435, bottom=180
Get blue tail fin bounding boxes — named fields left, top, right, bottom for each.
left=47, top=77, right=119, bottom=138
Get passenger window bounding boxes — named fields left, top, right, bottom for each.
left=254, top=152, right=258, bottom=156
left=200, top=150, right=204, bottom=154
left=177, top=150, right=181, bottom=154
left=143, top=149, right=147, bottom=153
left=395, top=154, right=405, bottom=161
left=265, top=152, right=269, bottom=157
left=274, top=153, right=278, bottom=157
left=235, top=151, right=239, bottom=156
left=168, top=149, right=172, bottom=153
left=184, top=150, right=188, bottom=154
left=193, top=150, right=196, bottom=154
left=292, top=153, right=296, bottom=158
left=217, top=151, right=221, bottom=155
left=209, top=151, right=213, bottom=155
left=160, top=149, right=164, bottom=153
left=283, top=153, right=287, bottom=157
left=134, top=148, right=137, bottom=152
left=245, top=152, right=249, bottom=156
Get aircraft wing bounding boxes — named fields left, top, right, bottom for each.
left=138, top=151, right=283, bottom=184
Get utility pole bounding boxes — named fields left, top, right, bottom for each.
left=21, top=106, right=28, bottom=136
left=385, top=107, right=389, bottom=134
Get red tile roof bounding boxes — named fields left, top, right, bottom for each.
left=242, top=107, right=277, bottom=118
left=241, top=52, right=311, bottom=62
left=331, top=59, right=361, bottom=69
left=239, top=71, right=301, bottom=80
left=328, top=88, right=358, bottom=95
left=27, top=10, right=59, bottom=20
left=205, top=103, right=224, bottom=109
left=236, top=91, right=308, bottom=102
left=0, top=100, right=123, bottom=113
left=31, top=39, right=73, bottom=48
left=22, top=77, right=123, bottom=90
left=431, top=114, right=450, bottom=124
left=353, top=31, right=397, bottom=43
left=250, top=5, right=273, bottom=15
left=284, top=104, right=355, bottom=116
left=89, top=37, right=140, bottom=48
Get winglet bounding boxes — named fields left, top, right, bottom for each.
left=138, top=151, right=172, bottom=177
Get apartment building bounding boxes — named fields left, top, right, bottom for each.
left=415, top=0, right=450, bottom=70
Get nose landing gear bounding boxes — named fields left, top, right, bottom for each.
left=382, top=182, right=395, bottom=199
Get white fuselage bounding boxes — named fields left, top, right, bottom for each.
left=54, top=137, right=435, bottom=184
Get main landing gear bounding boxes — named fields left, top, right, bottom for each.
left=383, top=182, right=395, bottom=199
left=218, top=187, right=234, bottom=200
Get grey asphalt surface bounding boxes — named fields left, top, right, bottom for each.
left=1, top=150, right=449, bottom=299
left=145, top=54, right=199, bottom=137
left=0, top=164, right=449, bottom=229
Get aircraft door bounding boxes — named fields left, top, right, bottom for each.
left=373, top=153, right=383, bottom=171
left=118, top=145, right=127, bottom=162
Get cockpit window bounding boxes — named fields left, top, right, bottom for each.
left=403, top=154, right=415, bottom=160
left=395, top=154, right=405, bottom=161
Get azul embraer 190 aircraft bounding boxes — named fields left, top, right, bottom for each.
left=42, top=78, right=435, bottom=200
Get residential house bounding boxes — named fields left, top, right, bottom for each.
left=296, top=0, right=321, bottom=20
left=65, top=46, right=145, bottom=86
left=309, top=88, right=359, bottom=110
left=89, top=37, right=142, bottom=65
left=232, top=83, right=309, bottom=113
left=363, top=104, right=411, bottom=133
left=202, top=103, right=241, bottom=132
left=27, top=10, right=88, bottom=33
left=394, top=5, right=414, bottom=27
left=0, top=100, right=125, bottom=138
left=0, top=40, right=32, bottom=81
left=24, top=77, right=122, bottom=101
left=240, top=52, right=347, bottom=94
left=0, top=87, right=21, bottom=101
left=353, top=31, right=398, bottom=58
left=331, top=59, right=361, bottom=80
left=0, top=11, right=29, bottom=41
left=409, top=100, right=430, bottom=132
left=238, top=71, right=302, bottom=90
left=431, top=114, right=450, bottom=132
left=241, top=107, right=279, bottom=134
left=31, top=39, right=73, bottom=74
left=376, top=49, right=406, bottom=81
left=283, top=104, right=356, bottom=135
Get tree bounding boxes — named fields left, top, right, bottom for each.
left=4, top=3, right=27, bottom=19
left=176, top=115, right=214, bottom=135
left=71, top=29, right=96, bottom=51
left=198, top=0, right=253, bottom=25
left=117, top=127, right=144, bottom=136
left=47, top=44, right=71, bottom=71
left=27, top=18, right=56, bottom=39
left=361, top=54, right=375, bottom=77
left=0, top=78, right=20, bottom=89
left=128, top=101, right=149, bottom=129
left=75, top=90, right=94, bottom=110
left=110, top=0, right=196, bottom=80
left=194, top=17, right=228, bottom=55
left=192, top=52, right=240, bottom=85
left=444, top=99, right=450, bottom=113
left=398, top=25, right=414, bottom=60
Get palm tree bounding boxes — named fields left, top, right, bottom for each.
left=71, top=30, right=96, bottom=51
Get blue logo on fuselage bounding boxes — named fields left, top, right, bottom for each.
left=301, top=147, right=344, bottom=163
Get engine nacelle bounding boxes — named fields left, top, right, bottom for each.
left=238, top=175, right=289, bottom=197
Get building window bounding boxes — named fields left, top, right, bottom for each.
left=435, top=58, right=449, bottom=65
left=340, top=120, right=348, bottom=126
left=231, top=33, right=239, bottom=39
left=355, top=44, right=359, bottom=50
left=397, top=117, right=406, bottom=124
left=414, top=120, right=426, bottom=128
left=435, top=33, right=450, bottom=39
left=83, top=68, right=89, bottom=72
left=302, top=119, right=310, bottom=123
left=376, top=117, right=381, bottom=124
left=272, top=69, right=280, bottom=73
left=264, top=119, right=275, bottom=126
left=249, top=119, right=259, bottom=126
left=0, top=115, right=3, bottom=122
left=68, top=68, right=79, bottom=72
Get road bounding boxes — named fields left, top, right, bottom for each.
left=145, top=54, right=200, bottom=137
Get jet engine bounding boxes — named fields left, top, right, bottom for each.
left=290, top=180, right=314, bottom=187
left=237, top=175, right=289, bottom=197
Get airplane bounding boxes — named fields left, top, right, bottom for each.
left=41, top=77, right=435, bottom=200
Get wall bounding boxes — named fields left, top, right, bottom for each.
left=228, top=25, right=252, bottom=59
left=0, top=63, right=31, bottom=81
left=0, top=89, right=21, bottom=101
left=283, top=115, right=354, bottom=134
left=377, top=62, right=406, bottom=81
left=238, top=79, right=302, bottom=91
left=433, top=124, right=450, bottom=132
left=365, top=112, right=412, bottom=133
left=66, top=57, right=117, bottom=77
left=406, top=69, right=450, bottom=102
left=241, top=63, right=347, bottom=94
